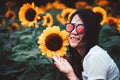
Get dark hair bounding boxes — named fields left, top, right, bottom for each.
left=67, top=8, right=102, bottom=80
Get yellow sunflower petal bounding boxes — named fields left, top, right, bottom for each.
left=60, top=30, right=68, bottom=39
left=47, top=51, right=54, bottom=58
left=57, top=51, right=64, bottom=57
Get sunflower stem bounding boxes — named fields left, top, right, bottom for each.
left=32, top=27, right=37, bottom=38
left=44, top=56, right=53, bottom=64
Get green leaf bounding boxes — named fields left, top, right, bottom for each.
left=10, top=48, right=40, bottom=61
left=99, top=24, right=120, bottom=48
left=12, top=44, right=28, bottom=52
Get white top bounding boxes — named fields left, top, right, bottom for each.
left=82, top=45, right=120, bottom=80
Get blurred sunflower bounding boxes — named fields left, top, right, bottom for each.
left=61, top=8, right=76, bottom=20
left=116, top=16, right=120, bottom=32
left=42, top=13, right=53, bottom=27
left=56, top=14, right=66, bottom=25
left=7, top=22, right=20, bottom=31
left=5, top=9, right=16, bottom=20
left=44, top=2, right=53, bottom=11
left=106, top=16, right=117, bottom=25
left=85, top=5, right=93, bottom=10
left=38, top=26, right=69, bottom=58
left=75, top=1, right=87, bottom=9
left=94, top=0, right=109, bottom=7
left=93, top=7, right=107, bottom=25
left=57, top=8, right=76, bottom=25
left=52, top=1, right=66, bottom=10
left=19, top=2, right=41, bottom=27
left=97, top=0, right=109, bottom=7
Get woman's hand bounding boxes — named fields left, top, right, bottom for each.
left=52, top=55, right=78, bottom=80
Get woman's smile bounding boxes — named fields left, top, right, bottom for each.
left=70, top=36, right=81, bottom=41
left=68, top=33, right=83, bottom=48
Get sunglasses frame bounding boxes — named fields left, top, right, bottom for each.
left=65, top=23, right=86, bottom=34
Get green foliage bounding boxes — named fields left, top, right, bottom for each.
left=99, top=24, right=120, bottom=48
left=0, top=24, right=68, bottom=80
left=99, top=24, right=120, bottom=69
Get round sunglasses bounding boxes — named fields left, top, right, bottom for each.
left=65, top=23, right=86, bottom=34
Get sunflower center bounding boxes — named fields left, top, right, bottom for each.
left=25, top=8, right=36, bottom=21
left=47, top=17, right=50, bottom=23
left=8, top=13, right=14, bottom=19
left=65, top=13, right=69, bottom=20
left=45, top=33, right=63, bottom=51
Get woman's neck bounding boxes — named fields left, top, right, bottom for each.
left=76, top=47, right=86, bottom=57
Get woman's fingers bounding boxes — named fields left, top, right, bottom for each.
left=53, top=55, right=62, bottom=62
left=53, top=55, right=60, bottom=63
left=52, top=55, right=69, bottom=67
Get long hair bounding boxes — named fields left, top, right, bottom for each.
left=67, top=8, right=102, bottom=80
left=68, top=46, right=83, bottom=80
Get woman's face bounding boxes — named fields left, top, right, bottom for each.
left=68, top=15, right=85, bottom=48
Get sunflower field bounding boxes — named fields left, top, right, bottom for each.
left=0, top=0, right=120, bottom=80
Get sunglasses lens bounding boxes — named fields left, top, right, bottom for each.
left=66, top=24, right=74, bottom=32
left=76, top=25, right=85, bottom=34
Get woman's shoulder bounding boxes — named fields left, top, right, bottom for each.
left=84, top=45, right=113, bottom=64
left=89, top=45, right=105, bottom=53
left=86, top=45, right=107, bottom=56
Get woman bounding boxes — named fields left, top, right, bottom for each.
left=53, top=9, right=120, bottom=80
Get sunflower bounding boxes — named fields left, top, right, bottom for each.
left=56, top=14, right=67, bottom=25
left=42, top=13, right=53, bottom=27
left=106, top=16, right=117, bottom=25
left=85, top=5, right=93, bottom=10
left=52, top=1, right=66, bottom=10
left=7, top=22, right=20, bottom=31
left=97, top=0, right=109, bottom=7
left=61, top=8, right=76, bottom=20
left=45, top=2, right=53, bottom=10
left=75, top=1, right=87, bottom=9
left=57, top=8, right=76, bottom=25
left=19, top=2, right=41, bottom=27
left=94, top=0, right=109, bottom=7
left=93, top=7, right=107, bottom=25
left=38, top=26, right=69, bottom=58
left=117, top=16, right=120, bottom=32
left=5, top=9, right=16, bottom=20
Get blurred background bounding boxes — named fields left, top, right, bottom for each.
left=0, top=0, right=120, bottom=80
left=0, top=0, right=120, bottom=15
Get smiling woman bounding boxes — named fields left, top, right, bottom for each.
left=52, top=8, right=120, bottom=80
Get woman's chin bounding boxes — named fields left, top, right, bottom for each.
left=69, top=39, right=80, bottom=48
left=70, top=43, right=78, bottom=48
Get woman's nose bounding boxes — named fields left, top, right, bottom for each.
left=71, top=28, right=77, bottom=34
